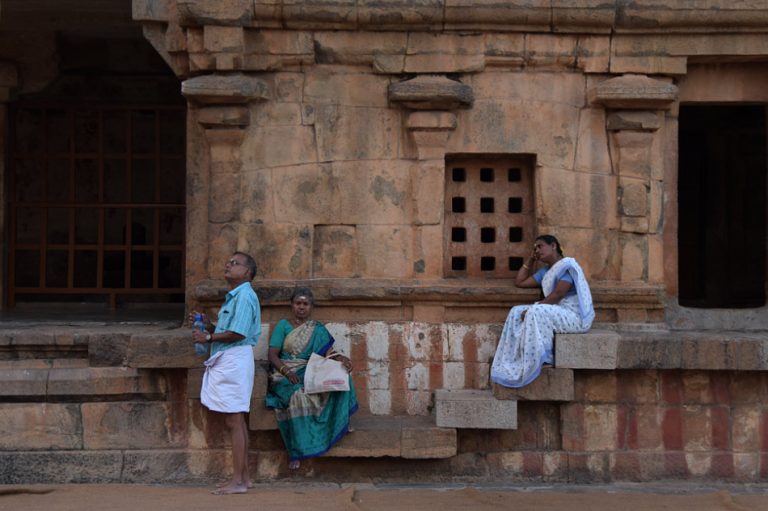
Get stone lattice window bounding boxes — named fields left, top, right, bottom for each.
left=444, top=156, right=534, bottom=278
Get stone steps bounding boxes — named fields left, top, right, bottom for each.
left=555, top=328, right=768, bottom=370
left=327, top=415, right=456, bottom=459
left=0, top=360, right=165, bottom=398
left=492, top=367, right=574, bottom=401
left=435, top=389, right=517, bottom=429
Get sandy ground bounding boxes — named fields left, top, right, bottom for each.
left=2, top=483, right=768, bottom=511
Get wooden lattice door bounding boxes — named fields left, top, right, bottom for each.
left=8, top=104, right=186, bottom=307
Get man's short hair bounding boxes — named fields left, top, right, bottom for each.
left=233, top=251, right=257, bottom=281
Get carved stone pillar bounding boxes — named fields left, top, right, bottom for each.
left=593, top=74, right=677, bottom=315
left=181, top=73, right=270, bottom=282
left=386, top=75, right=473, bottom=284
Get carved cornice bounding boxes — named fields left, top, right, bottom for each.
left=592, top=74, right=678, bottom=110
left=389, top=75, right=473, bottom=110
left=181, top=73, right=270, bottom=105
left=133, top=1, right=768, bottom=34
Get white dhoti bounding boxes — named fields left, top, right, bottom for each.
left=201, top=345, right=255, bottom=413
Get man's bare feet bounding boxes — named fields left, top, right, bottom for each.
left=211, top=481, right=248, bottom=495
left=288, top=460, right=300, bottom=470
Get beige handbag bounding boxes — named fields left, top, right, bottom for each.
left=304, top=352, right=350, bottom=394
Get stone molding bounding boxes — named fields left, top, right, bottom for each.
left=181, top=73, right=270, bottom=105
left=389, top=75, right=473, bottom=111
left=389, top=75, right=472, bottom=160
left=592, top=74, right=678, bottom=110
left=192, top=278, right=664, bottom=309
left=134, top=1, right=768, bottom=34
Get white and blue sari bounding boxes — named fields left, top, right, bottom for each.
left=491, top=257, right=594, bottom=388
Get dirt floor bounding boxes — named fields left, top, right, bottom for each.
left=2, top=483, right=768, bottom=511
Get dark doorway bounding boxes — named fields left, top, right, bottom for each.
left=678, top=105, right=767, bottom=308
left=6, top=33, right=185, bottom=308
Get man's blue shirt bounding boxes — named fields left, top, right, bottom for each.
left=211, top=281, right=261, bottom=356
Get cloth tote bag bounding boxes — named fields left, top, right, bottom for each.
left=304, top=352, right=350, bottom=394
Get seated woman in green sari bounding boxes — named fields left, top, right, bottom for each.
left=266, top=287, right=358, bottom=470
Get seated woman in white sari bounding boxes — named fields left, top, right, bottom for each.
left=491, top=235, right=594, bottom=388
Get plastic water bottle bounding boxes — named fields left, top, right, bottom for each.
left=193, top=313, right=208, bottom=356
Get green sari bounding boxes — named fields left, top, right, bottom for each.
left=266, top=319, right=358, bottom=461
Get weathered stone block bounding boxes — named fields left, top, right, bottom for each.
left=0, top=368, right=48, bottom=396
left=555, top=330, right=620, bottom=369
left=182, top=74, right=270, bottom=105
left=451, top=99, right=580, bottom=170
left=248, top=398, right=277, bottom=430
left=242, top=124, right=317, bottom=168
left=272, top=163, right=339, bottom=224
left=313, top=225, right=358, bottom=278
left=616, top=337, right=682, bottom=369
left=239, top=222, right=312, bottom=279
left=620, top=178, right=649, bottom=217
left=239, top=168, right=275, bottom=224
left=592, top=74, right=678, bottom=110
left=470, top=71, right=585, bottom=107
left=122, top=449, right=229, bottom=483
left=204, top=25, right=245, bottom=53
left=82, top=402, right=174, bottom=449
left=356, top=225, right=413, bottom=278
left=574, top=107, right=611, bottom=174
left=315, top=105, right=400, bottom=162
left=492, top=367, right=574, bottom=401
left=576, top=35, right=611, bottom=73
left=389, top=75, right=474, bottom=110
left=620, top=233, right=646, bottom=281
left=127, top=328, right=202, bottom=368
left=207, top=223, right=239, bottom=278
left=187, top=367, right=204, bottom=398
left=47, top=367, right=165, bottom=397
left=88, top=333, right=131, bottom=367
left=177, top=0, right=253, bottom=26
left=252, top=101, right=302, bottom=127
left=0, top=451, right=123, bottom=484
left=196, top=105, right=250, bottom=127
left=325, top=416, right=401, bottom=457
left=444, top=1, right=550, bottom=31
left=526, top=34, right=579, bottom=70
left=538, top=167, right=618, bottom=229
left=305, top=70, right=389, bottom=108
left=358, top=0, right=443, bottom=30
left=401, top=423, right=457, bottom=459
left=0, top=404, right=82, bottom=450
left=314, top=31, right=407, bottom=65
left=435, top=389, right=517, bottom=429
left=611, top=131, right=656, bottom=179
left=334, top=159, right=412, bottom=225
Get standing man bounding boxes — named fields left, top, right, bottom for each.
left=191, top=251, right=260, bottom=495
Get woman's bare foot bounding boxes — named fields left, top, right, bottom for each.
left=288, top=460, right=300, bottom=470
left=211, top=480, right=248, bottom=495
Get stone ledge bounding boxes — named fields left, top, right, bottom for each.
left=326, top=415, right=457, bottom=459
left=127, top=328, right=206, bottom=368
left=435, top=389, right=517, bottom=429
left=157, top=2, right=768, bottom=35
left=492, top=367, right=574, bottom=401
left=556, top=329, right=768, bottom=370
left=0, top=366, right=164, bottom=398
left=193, top=278, right=663, bottom=308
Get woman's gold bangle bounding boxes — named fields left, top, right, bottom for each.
left=279, top=365, right=288, bottom=375
left=522, top=264, right=530, bottom=270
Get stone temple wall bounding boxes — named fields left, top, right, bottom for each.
left=3, top=1, right=768, bottom=484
